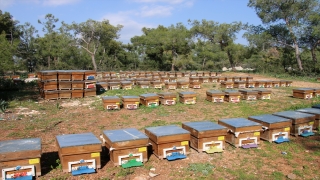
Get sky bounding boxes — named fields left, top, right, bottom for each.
left=1, top=0, right=263, bottom=44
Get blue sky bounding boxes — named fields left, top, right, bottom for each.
left=1, top=0, right=263, bottom=44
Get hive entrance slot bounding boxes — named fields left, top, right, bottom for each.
left=2, top=165, right=35, bottom=180
left=163, top=146, right=186, bottom=161
left=68, top=159, right=96, bottom=176
left=119, top=153, right=143, bottom=168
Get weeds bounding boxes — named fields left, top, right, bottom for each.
left=186, top=163, right=214, bottom=176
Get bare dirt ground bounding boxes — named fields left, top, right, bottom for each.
left=1, top=72, right=320, bottom=180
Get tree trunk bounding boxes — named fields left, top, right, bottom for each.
left=171, top=63, right=175, bottom=71
left=91, top=54, right=97, bottom=71
left=294, top=42, right=303, bottom=71
left=202, top=57, right=206, bottom=70
left=47, top=56, right=51, bottom=69
left=227, top=50, right=235, bottom=71
left=311, top=46, right=317, bottom=63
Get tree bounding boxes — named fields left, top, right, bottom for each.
left=0, top=10, right=21, bottom=43
left=0, top=34, right=18, bottom=73
left=248, top=0, right=320, bottom=71
left=69, top=19, right=122, bottom=71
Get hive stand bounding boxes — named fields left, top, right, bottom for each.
left=296, top=108, right=320, bottom=130
left=273, top=111, right=315, bottom=137
left=178, top=91, right=197, bottom=104
left=140, top=93, right=159, bottom=107
left=101, top=96, right=121, bottom=110
left=158, top=92, right=177, bottom=105
left=121, top=96, right=140, bottom=110
left=56, top=133, right=101, bottom=175
left=206, top=90, right=225, bottom=103
left=0, top=138, right=41, bottom=179
left=248, top=114, right=291, bottom=143
left=145, top=125, right=190, bottom=160
left=102, top=128, right=149, bottom=168
left=292, top=88, right=314, bottom=99
left=218, top=118, right=262, bottom=149
left=182, top=121, right=228, bottom=153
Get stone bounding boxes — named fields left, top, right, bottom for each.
left=287, top=173, right=297, bottom=179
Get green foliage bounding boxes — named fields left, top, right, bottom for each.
left=0, top=99, right=8, bottom=113
left=186, top=163, right=214, bottom=176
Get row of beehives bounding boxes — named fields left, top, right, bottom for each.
left=1, top=105, right=319, bottom=178
left=37, top=70, right=96, bottom=81
left=292, top=88, right=320, bottom=99
left=40, top=89, right=97, bottom=100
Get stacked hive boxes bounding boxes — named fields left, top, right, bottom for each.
left=39, top=70, right=96, bottom=100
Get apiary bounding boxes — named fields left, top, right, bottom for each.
left=182, top=121, right=228, bottom=153
left=292, top=88, right=313, bottom=99
left=189, top=81, right=201, bottom=89
left=199, top=76, right=209, bottom=83
left=272, top=81, right=280, bottom=88
left=71, top=71, right=85, bottom=81
left=178, top=91, right=197, bottom=104
left=263, top=80, right=273, bottom=88
left=84, top=80, right=96, bottom=89
left=55, top=133, right=101, bottom=175
left=280, top=80, right=286, bottom=87
left=145, top=125, right=190, bottom=160
left=175, top=72, right=182, bottom=78
left=102, top=96, right=120, bottom=110
left=102, top=128, right=149, bottom=168
left=108, top=82, right=121, bottom=90
left=224, top=90, right=241, bottom=103
left=254, top=89, right=272, bottom=100
left=239, top=90, right=258, bottom=101
left=220, top=81, right=233, bottom=89
left=248, top=114, right=291, bottom=143
left=312, top=88, right=320, bottom=97
left=150, top=81, right=162, bottom=89
left=0, top=138, right=42, bottom=179
left=158, top=92, right=176, bottom=105
left=246, top=81, right=255, bottom=88
left=59, top=81, right=72, bottom=90
left=59, top=90, right=72, bottom=99
left=255, top=80, right=265, bottom=88
left=120, top=81, right=132, bottom=90
left=273, top=111, right=315, bottom=137
left=43, top=90, right=59, bottom=100
left=121, top=96, right=140, bottom=110
left=189, top=77, right=199, bottom=82
left=217, top=77, right=225, bottom=82
left=233, top=81, right=246, bottom=88
left=140, top=93, right=159, bottom=107
left=246, top=76, right=253, bottom=82
left=42, top=81, right=58, bottom=91
left=165, top=82, right=177, bottom=90
left=72, top=81, right=84, bottom=90
left=296, top=108, right=320, bottom=130
left=41, top=70, right=57, bottom=81
left=209, top=77, right=218, bottom=83
left=177, top=81, right=189, bottom=89
left=58, top=70, right=72, bottom=81
left=72, top=90, right=83, bottom=98
left=232, top=77, right=240, bottom=82
left=218, top=118, right=262, bottom=148
left=84, top=89, right=96, bottom=97
left=137, top=81, right=150, bottom=89
left=206, top=90, right=225, bottom=103
left=96, top=82, right=108, bottom=92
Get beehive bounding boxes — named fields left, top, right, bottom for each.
left=210, top=72, right=216, bottom=77
left=285, top=80, right=292, bottom=87
left=137, top=81, right=150, bottom=89
left=178, top=91, right=197, bottom=104
left=55, top=133, right=101, bottom=175
left=220, top=81, right=233, bottom=89
left=209, top=77, right=218, bottom=83
left=263, top=80, right=273, bottom=88
left=224, top=77, right=233, bottom=82
left=121, top=96, right=140, bottom=110
left=43, top=90, right=59, bottom=100
left=108, top=82, right=121, bottom=90
left=216, top=72, right=222, bottom=76
left=254, top=89, right=272, bottom=100
left=57, top=70, right=72, bottom=81
left=239, top=90, right=258, bottom=101
left=84, top=70, right=96, bottom=80
left=199, top=77, right=209, bottom=83
left=59, top=81, right=72, bottom=90
left=280, top=80, right=286, bottom=87
left=59, top=90, right=72, bottom=99
left=224, top=90, right=241, bottom=103
left=190, top=72, right=197, bottom=77
left=84, top=80, right=96, bottom=89
left=84, top=88, right=96, bottom=97
left=41, top=70, right=57, bottom=81
left=42, top=81, right=58, bottom=91
left=182, top=121, right=227, bottom=153
left=177, top=81, right=189, bottom=89
left=145, top=125, right=190, bottom=160
left=233, top=81, right=246, bottom=89
left=246, top=77, right=253, bottom=82
left=120, top=81, right=132, bottom=90
left=255, top=81, right=265, bottom=88
left=0, top=138, right=42, bottom=179
left=168, top=72, right=175, bottom=78
left=246, top=81, right=255, bottom=88
left=293, top=88, right=313, bottom=99
left=96, top=82, right=108, bottom=92
left=175, top=72, right=182, bottom=78
left=203, top=72, right=210, bottom=76
left=165, top=82, right=177, bottom=90
left=206, top=90, right=225, bottom=103
left=248, top=114, right=291, bottom=143
left=272, top=81, right=280, bottom=88
left=103, top=128, right=149, bottom=167
left=140, top=93, right=159, bottom=107
left=151, top=81, right=163, bottom=89
left=189, top=81, right=201, bottom=89
left=296, top=108, right=320, bottom=130
left=232, top=77, right=240, bottom=82
left=71, top=70, right=85, bottom=81
left=217, top=77, right=225, bottom=82
left=182, top=72, right=190, bottom=77
left=273, top=111, right=315, bottom=137
left=158, top=92, right=176, bottom=105
left=102, top=96, right=120, bottom=110
left=312, top=88, right=320, bottom=97
left=72, top=81, right=84, bottom=90
left=189, top=77, right=199, bottom=82
left=71, top=90, right=83, bottom=98
left=218, top=118, right=262, bottom=148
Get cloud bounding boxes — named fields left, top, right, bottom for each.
left=139, top=5, right=173, bottom=17
left=0, top=0, right=15, bottom=9
left=133, top=0, right=186, bottom=4
left=42, top=0, right=80, bottom=6
left=0, top=0, right=80, bottom=8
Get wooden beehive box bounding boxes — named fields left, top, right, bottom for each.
left=103, top=72, right=110, bottom=78
left=102, top=96, right=120, bottom=110
left=280, top=80, right=287, bottom=87
left=218, top=118, right=262, bottom=148
left=145, top=125, right=190, bottom=160
left=119, top=72, right=127, bottom=78
left=272, top=81, right=280, bottom=88
left=206, top=90, right=225, bottom=103
left=239, top=77, right=246, bottom=81
left=59, top=81, right=72, bottom=90
left=137, top=81, right=150, bottom=89
left=285, top=80, right=292, bottom=87
left=210, top=72, right=216, bottom=77
left=293, top=88, right=313, bottom=99
left=42, top=81, right=58, bottom=91
left=28, top=73, right=36, bottom=78
left=248, top=114, right=291, bottom=143
left=56, top=133, right=101, bottom=175
left=232, top=77, right=240, bottom=82
left=175, top=72, right=182, bottom=78
left=246, top=76, right=253, bottom=82
left=178, top=91, right=197, bottom=104
left=216, top=72, right=222, bottom=77
left=0, top=138, right=42, bottom=179
left=169, top=77, right=177, bottom=82
left=84, top=88, right=96, bottom=97
left=296, top=108, right=320, bottom=130
left=103, top=128, right=149, bottom=167
left=217, top=77, right=225, bottom=83
left=220, top=81, right=233, bottom=89
left=189, top=81, right=201, bottom=89
left=233, top=81, right=246, bottom=89
left=254, top=89, right=272, bottom=100
left=125, top=79, right=135, bottom=85
left=182, top=72, right=190, bottom=77
left=57, top=70, right=72, bottom=81
left=165, top=82, right=177, bottom=90
left=239, top=90, right=258, bottom=101
left=189, top=77, right=199, bottom=82
left=273, top=111, right=315, bottom=137
left=59, top=90, right=72, bottom=99
left=203, top=72, right=210, bottom=76
left=71, top=71, right=85, bottom=81
left=84, top=80, right=96, bottom=89
left=108, top=82, right=121, bottom=90
left=96, top=82, right=108, bottom=92
left=72, top=81, right=84, bottom=90
left=140, top=93, right=159, bottom=107
left=224, top=90, right=241, bottom=103
left=120, top=81, right=132, bottom=90
left=43, top=90, right=59, bottom=100
left=168, top=72, right=175, bottom=78
left=121, top=96, right=140, bottom=110
left=209, top=77, right=218, bottom=83
left=246, top=81, right=255, bottom=88
left=84, top=70, right=96, bottom=80
left=224, top=77, right=233, bottom=82
left=263, top=80, right=273, bottom=88
left=72, top=90, right=83, bottom=98
left=190, top=72, right=197, bottom=77
left=255, top=80, right=265, bottom=88
left=41, top=70, right=57, bottom=81
left=182, top=121, right=228, bottom=153
left=312, top=88, right=320, bottom=97
left=199, top=76, right=209, bottom=83
left=161, top=77, right=170, bottom=84
left=196, top=71, right=203, bottom=77
left=150, top=81, right=162, bottom=89
left=158, top=92, right=176, bottom=105
left=177, top=81, right=189, bottom=89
